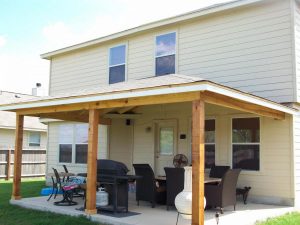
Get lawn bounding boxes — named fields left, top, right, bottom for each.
left=255, top=212, right=300, bottom=225
left=0, top=178, right=102, bottom=225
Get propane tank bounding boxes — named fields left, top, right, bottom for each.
left=96, top=187, right=109, bottom=207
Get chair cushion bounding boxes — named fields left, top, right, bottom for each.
left=63, top=184, right=78, bottom=191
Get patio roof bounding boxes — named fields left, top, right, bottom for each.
left=0, top=74, right=296, bottom=121
left=6, top=74, right=297, bottom=225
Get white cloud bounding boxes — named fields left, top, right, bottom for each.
left=0, top=35, right=7, bottom=48
left=0, top=53, right=49, bottom=94
left=41, top=0, right=230, bottom=52
left=0, top=0, right=228, bottom=94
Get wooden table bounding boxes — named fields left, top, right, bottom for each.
left=155, top=175, right=221, bottom=184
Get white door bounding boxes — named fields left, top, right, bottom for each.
left=155, top=120, right=177, bottom=176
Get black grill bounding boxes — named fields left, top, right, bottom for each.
left=97, top=159, right=130, bottom=213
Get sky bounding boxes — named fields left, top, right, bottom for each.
left=0, top=0, right=229, bottom=95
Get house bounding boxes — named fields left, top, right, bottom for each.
left=0, top=91, right=47, bottom=179
left=2, top=0, right=300, bottom=224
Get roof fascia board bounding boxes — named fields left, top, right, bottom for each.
left=0, top=126, right=47, bottom=132
left=41, top=0, right=262, bottom=59
left=0, top=83, right=296, bottom=115
left=205, top=84, right=297, bottom=115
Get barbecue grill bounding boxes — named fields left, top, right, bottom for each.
left=96, top=159, right=130, bottom=213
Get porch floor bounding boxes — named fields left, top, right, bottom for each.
left=10, top=193, right=295, bottom=225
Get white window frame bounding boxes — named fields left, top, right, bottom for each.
left=230, top=116, right=261, bottom=173
left=154, top=31, right=177, bottom=76
left=28, top=131, right=41, bottom=147
left=58, top=123, right=88, bottom=165
left=108, top=43, right=128, bottom=84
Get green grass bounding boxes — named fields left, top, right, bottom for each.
left=255, top=212, right=300, bottom=225
left=0, top=178, right=102, bottom=225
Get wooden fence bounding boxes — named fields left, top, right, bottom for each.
left=0, top=149, right=46, bottom=179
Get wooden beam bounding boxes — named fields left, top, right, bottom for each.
left=12, top=114, right=24, bottom=200
left=202, top=91, right=285, bottom=120
left=17, top=92, right=201, bottom=115
left=192, top=99, right=205, bottom=225
left=34, top=111, right=111, bottom=125
left=85, top=109, right=99, bottom=215
left=117, top=106, right=137, bottom=114
left=5, top=149, right=11, bottom=180
left=102, top=108, right=116, bottom=114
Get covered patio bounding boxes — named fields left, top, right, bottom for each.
left=0, top=75, right=297, bottom=225
left=10, top=193, right=295, bottom=225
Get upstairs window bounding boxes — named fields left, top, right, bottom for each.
left=29, top=132, right=41, bottom=147
left=109, top=45, right=126, bottom=84
left=155, top=32, right=176, bottom=76
left=232, top=117, right=260, bottom=171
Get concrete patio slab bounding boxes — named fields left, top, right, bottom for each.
left=10, top=193, right=296, bottom=225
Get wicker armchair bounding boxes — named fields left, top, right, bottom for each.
left=133, top=164, right=166, bottom=208
left=205, top=169, right=241, bottom=213
left=164, top=167, right=184, bottom=210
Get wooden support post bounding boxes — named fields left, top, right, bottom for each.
left=85, top=109, right=99, bottom=215
left=5, top=149, right=11, bottom=180
left=192, top=99, right=205, bottom=225
left=12, top=114, right=24, bottom=200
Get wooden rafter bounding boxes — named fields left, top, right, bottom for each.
left=117, top=106, right=137, bottom=114
left=202, top=91, right=285, bottom=120
left=33, top=111, right=111, bottom=125
left=101, top=108, right=116, bottom=114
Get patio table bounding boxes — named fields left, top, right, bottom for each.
left=155, top=175, right=221, bottom=184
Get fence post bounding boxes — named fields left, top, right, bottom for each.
left=6, top=149, right=11, bottom=180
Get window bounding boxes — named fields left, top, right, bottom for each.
left=75, top=124, right=88, bottom=164
left=109, top=45, right=126, bottom=84
left=159, top=127, right=174, bottom=156
left=29, top=132, right=41, bottom=147
left=58, top=124, right=89, bottom=164
left=232, top=117, right=260, bottom=171
left=205, top=120, right=215, bottom=169
left=59, top=124, right=73, bottom=163
left=155, top=32, right=176, bottom=76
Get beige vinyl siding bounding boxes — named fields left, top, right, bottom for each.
left=0, top=128, right=47, bottom=150
left=294, top=0, right=300, bottom=103
left=293, top=113, right=300, bottom=207
left=46, top=122, right=108, bottom=175
left=49, top=0, right=295, bottom=103
left=108, top=102, right=293, bottom=205
left=109, top=119, right=133, bottom=173
left=50, top=47, right=109, bottom=95
left=178, top=0, right=294, bottom=103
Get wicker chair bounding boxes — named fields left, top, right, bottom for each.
left=205, top=169, right=241, bottom=213
left=209, top=165, right=230, bottom=178
left=133, top=164, right=166, bottom=208
left=164, top=167, right=184, bottom=210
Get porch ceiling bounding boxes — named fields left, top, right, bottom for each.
left=0, top=74, right=297, bottom=121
